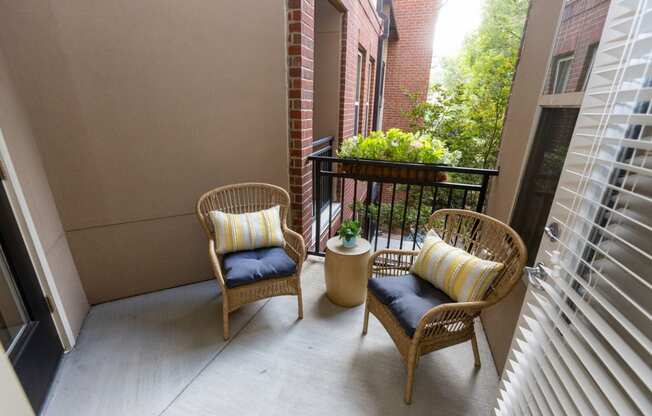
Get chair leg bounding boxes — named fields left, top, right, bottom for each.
left=362, top=299, right=370, bottom=335
left=222, top=302, right=230, bottom=340
left=404, top=345, right=418, bottom=405
left=471, top=331, right=481, bottom=368
left=296, top=281, right=304, bottom=320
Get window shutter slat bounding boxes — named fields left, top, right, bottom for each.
left=550, top=264, right=652, bottom=381
left=514, top=339, right=568, bottom=415
left=508, top=361, right=546, bottom=416
left=532, top=290, right=632, bottom=415
left=522, top=313, right=598, bottom=415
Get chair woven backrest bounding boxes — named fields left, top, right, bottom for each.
left=426, top=209, right=527, bottom=304
left=196, top=183, right=290, bottom=239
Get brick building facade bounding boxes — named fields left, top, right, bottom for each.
left=545, top=0, right=609, bottom=94
left=287, top=0, right=382, bottom=244
left=287, top=0, right=439, bottom=243
left=382, top=0, right=439, bottom=130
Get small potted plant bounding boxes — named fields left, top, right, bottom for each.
left=337, top=219, right=361, bottom=249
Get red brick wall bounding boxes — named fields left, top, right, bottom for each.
left=382, top=0, right=439, bottom=131
left=288, top=0, right=382, bottom=245
left=287, top=0, right=315, bottom=245
left=545, top=0, right=609, bottom=94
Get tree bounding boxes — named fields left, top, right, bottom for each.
left=406, top=0, right=529, bottom=170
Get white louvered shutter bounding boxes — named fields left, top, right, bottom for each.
left=495, top=1, right=652, bottom=415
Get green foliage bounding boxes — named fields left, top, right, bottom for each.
left=337, top=128, right=461, bottom=165
left=405, top=0, right=528, bottom=170
left=349, top=186, right=478, bottom=238
left=361, top=201, right=429, bottom=235
left=337, top=219, right=361, bottom=240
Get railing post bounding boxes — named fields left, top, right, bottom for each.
left=363, top=181, right=373, bottom=240
left=313, top=158, right=322, bottom=253
left=475, top=174, right=491, bottom=213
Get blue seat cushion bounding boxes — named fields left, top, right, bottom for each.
left=222, top=247, right=297, bottom=289
left=368, top=273, right=453, bottom=337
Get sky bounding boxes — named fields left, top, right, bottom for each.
left=430, top=0, right=486, bottom=81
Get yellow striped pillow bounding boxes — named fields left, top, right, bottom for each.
left=209, top=206, right=285, bottom=254
left=410, top=232, right=504, bottom=302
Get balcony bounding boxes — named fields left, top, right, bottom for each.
left=41, top=154, right=502, bottom=415
left=3, top=0, right=646, bottom=414
left=42, top=258, right=500, bottom=416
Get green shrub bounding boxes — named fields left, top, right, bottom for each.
left=349, top=186, right=478, bottom=238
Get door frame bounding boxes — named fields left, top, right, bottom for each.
left=0, top=130, right=71, bottom=350
left=0, top=168, right=63, bottom=412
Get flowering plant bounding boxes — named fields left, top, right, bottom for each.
left=337, top=128, right=461, bottom=165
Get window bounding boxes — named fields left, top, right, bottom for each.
left=578, top=43, right=598, bottom=91
left=353, top=51, right=363, bottom=136
left=375, top=61, right=386, bottom=130
left=552, top=54, right=573, bottom=94
left=363, top=59, right=374, bottom=136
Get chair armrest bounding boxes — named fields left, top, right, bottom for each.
left=414, top=300, right=487, bottom=339
left=283, top=228, right=306, bottom=268
left=208, top=239, right=226, bottom=289
left=368, top=248, right=420, bottom=279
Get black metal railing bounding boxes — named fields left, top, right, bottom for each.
left=312, top=136, right=335, bottom=215
left=307, top=144, right=498, bottom=256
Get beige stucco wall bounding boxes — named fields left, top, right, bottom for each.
left=0, top=0, right=290, bottom=304
left=482, top=0, right=564, bottom=374
left=0, top=46, right=88, bottom=347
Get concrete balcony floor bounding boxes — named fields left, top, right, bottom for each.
left=42, top=258, right=499, bottom=416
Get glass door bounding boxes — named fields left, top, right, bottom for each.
left=511, top=108, right=579, bottom=265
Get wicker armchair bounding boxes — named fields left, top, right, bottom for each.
left=363, top=209, right=527, bottom=404
left=196, top=183, right=305, bottom=340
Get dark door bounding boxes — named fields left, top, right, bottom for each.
left=0, top=180, right=63, bottom=413
left=510, top=107, right=579, bottom=265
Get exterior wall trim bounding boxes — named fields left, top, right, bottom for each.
left=538, top=92, right=584, bottom=107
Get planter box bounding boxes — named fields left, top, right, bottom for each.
left=338, top=158, right=448, bottom=183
